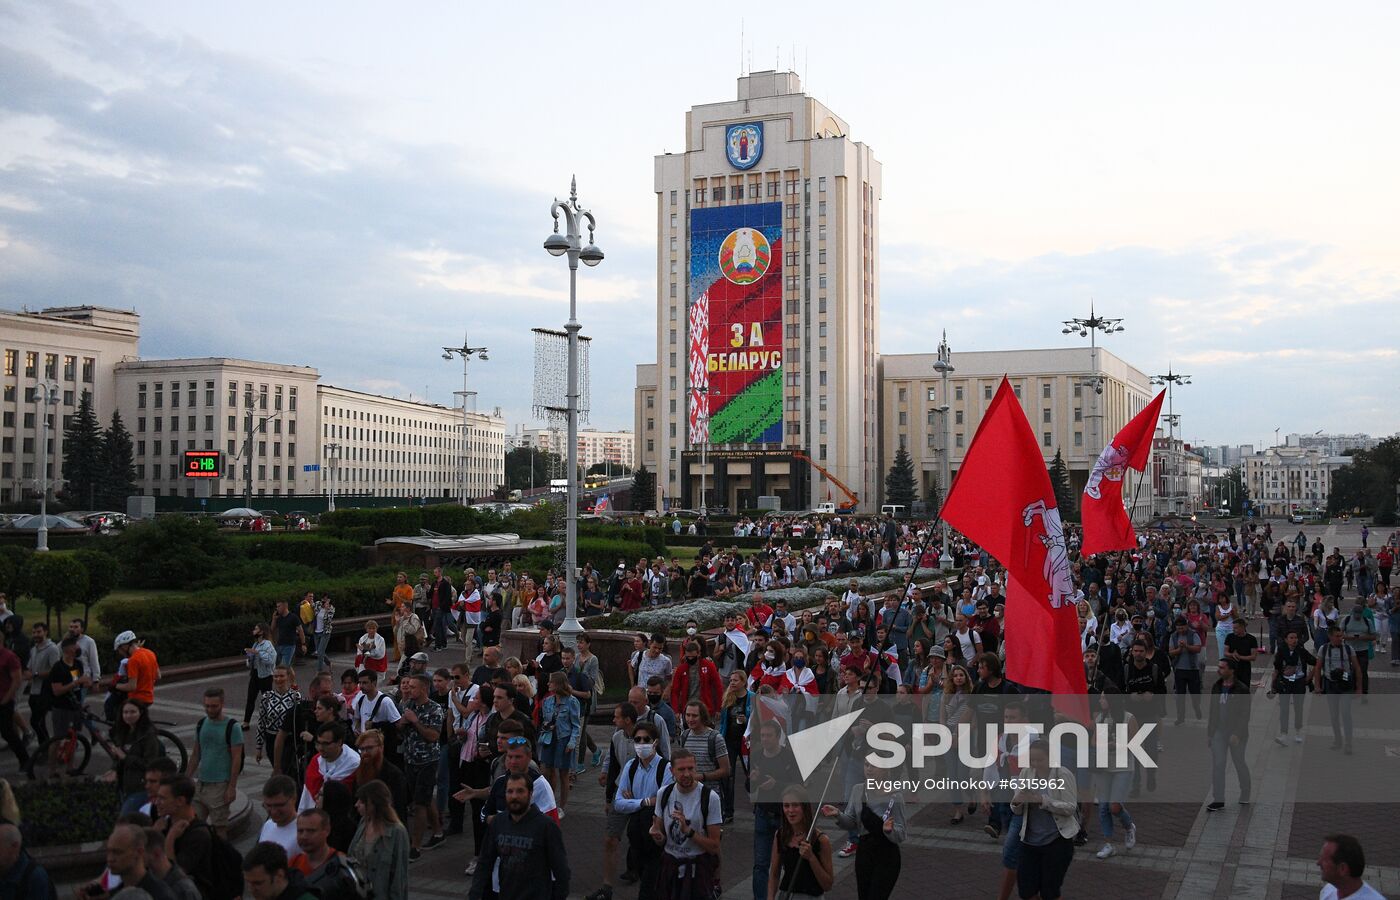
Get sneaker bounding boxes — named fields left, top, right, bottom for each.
left=1096, top=843, right=1115, bottom=860
left=1206, top=802, right=1225, bottom=812
left=1073, top=828, right=1088, bottom=846
left=837, top=842, right=858, bottom=858
left=592, top=748, right=603, bottom=767
left=1294, top=735, right=1304, bottom=744
left=422, top=833, right=446, bottom=851
left=1125, top=824, right=1137, bottom=850
left=619, top=871, right=640, bottom=884
left=465, top=859, right=478, bottom=876
left=984, top=823, right=1001, bottom=840
left=583, top=889, right=612, bottom=900
left=558, top=809, right=566, bottom=820
left=409, top=849, right=422, bottom=863
left=1274, top=735, right=1288, bottom=746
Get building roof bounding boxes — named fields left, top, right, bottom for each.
left=373, top=532, right=554, bottom=554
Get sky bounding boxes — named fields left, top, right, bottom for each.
left=1, top=1, right=1397, bottom=448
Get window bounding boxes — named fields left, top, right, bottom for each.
left=44, top=354, right=56, bottom=379
left=669, top=399, right=676, bottom=413
left=712, top=187, right=723, bottom=201
left=205, top=381, right=215, bottom=406
left=171, top=385, right=179, bottom=408
left=897, top=411, right=907, bottom=426
left=955, top=386, right=964, bottom=401
left=2, top=350, right=14, bottom=376
left=1074, top=432, right=1083, bottom=448
left=955, top=410, right=964, bottom=425
left=1044, top=432, right=1052, bottom=447
left=1042, top=383, right=1051, bottom=399
left=24, top=352, right=36, bottom=378
left=275, top=385, right=284, bottom=410
left=955, top=434, right=965, bottom=449
left=170, top=416, right=178, bottom=432
left=259, top=385, right=268, bottom=410
left=899, top=433, right=907, bottom=450
left=819, top=371, right=827, bottom=387
left=153, top=418, right=162, bottom=432
left=1042, top=409, right=1051, bottom=423
left=748, top=183, right=759, bottom=199
left=1013, top=384, right=1022, bottom=399
left=819, top=176, right=827, bottom=192
left=153, top=384, right=163, bottom=408
left=1074, top=409, right=1082, bottom=422
left=670, top=190, right=677, bottom=205
left=228, top=382, right=237, bottom=406
left=646, top=395, right=654, bottom=409
left=818, top=323, right=827, bottom=338
left=898, top=388, right=907, bottom=402
left=647, top=439, right=654, bottom=452
left=669, top=423, right=676, bottom=438
left=984, top=384, right=993, bottom=400
left=62, top=390, right=73, bottom=406
left=136, top=441, right=145, bottom=455
left=819, top=444, right=828, bottom=460
left=62, top=356, right=75, bottom=380
left=137, top=417, right=146, bottom=432
left=288, top=442, right=296, bottom=458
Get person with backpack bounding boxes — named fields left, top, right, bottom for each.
left=587, top=703, right=641, bottom=900
left=352, top=670, right=402, bottom=766
left=1339, top=599, right=1378, bottom=695
left=156, top=775, right=245, bottom=900
left=648, top=748, right=723, bottom=900
left=677, top=702, right=730, bottom=814
left=469, top=772, right=570, bottom=900
left=185, top=688, right=243, bottom=841
left=242, top=841, right=318, bottom=900
left=290, top=808, right=370, bottom=900
left=1314, top=624, right=1363, bottom=754
left=0, top=823, right=56, bottom=900
left=612, top=721, right=672, bottom=900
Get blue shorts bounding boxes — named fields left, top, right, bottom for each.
left=539, top=736, right=575, bottom=770
left=1002, top=814, right=1023, bottom=869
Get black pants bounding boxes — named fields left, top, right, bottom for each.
left=244, top=670, right=271, bottom=724
left=27, top=696, right=49, bottom=745
left=442, top=743, right=464, bottom=830
left=0, top=701, right=29, bottom=768
left=854, top=836, right=901, bottom=900
left=1357, top=653, right=1371, bottom=694
left=1173, top=669, right=1202, bottom=720
left=460, top=758, right=490, bottom=853
left=1018, top=835, right=1074, bottom=900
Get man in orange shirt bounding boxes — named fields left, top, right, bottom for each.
left=388, top=572, right=416, bottom=662
left=113, top=631, right=159, bottom=708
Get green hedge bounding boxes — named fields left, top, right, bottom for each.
left=318, top=503, right=506, bottom=542
left=234, top=533, right=363, bottom=576
left=581, top=524, right=667, bottom=557
left=16, top=778, right=122, bottom=848
left=136, top=615, right=268, bottom=667
left=96, top=567, right=402, bottom=636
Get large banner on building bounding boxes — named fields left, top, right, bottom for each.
left=688, top=202, right=783, bottom=445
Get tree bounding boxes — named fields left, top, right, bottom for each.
left=586, top=462, right=632, bottom=477
left=61, top=390, right=104, bottom=508
left=632, top=465, right=656, bottom=512
left=884, top=448, right=917, bottom=508
left=24, top=553, right=88, bottom=629
left=1049, top=449, right=1077, bottom=522
left=1226, top=465, right=1247, bottom=514
left=504, top=447, right=563, bottom=492
left=923, top=473, right=942, bottom=516
left=1329, top=437, right=1400, bottom=525
left=99, top=410, right=138, bottom=510
left=70, top=549, right=122, bottom=626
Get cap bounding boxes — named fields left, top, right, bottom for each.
left=410, top=652, right=429, bottom=663
left=113, top=630, right=138, bottom=650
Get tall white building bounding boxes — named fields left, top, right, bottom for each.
left=318, top=385, right=504, bottom=502
left=1, top=306, right=140, bottom=503
left=640, top=70, right=882, bottom=513
left=114, top=358, right=320, bottom=499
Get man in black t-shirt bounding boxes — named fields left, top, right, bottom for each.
left=1223, top=617, right=1259, bottom=689
left=271, top=600, right=305, bottom=668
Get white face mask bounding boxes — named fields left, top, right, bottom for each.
left=635, top=743, right=656, bottom=760
left=686, top=627, right=697, bottom=636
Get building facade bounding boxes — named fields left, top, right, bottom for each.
left=0, top=306, right=140, bottom=503
left=510, top=426, right=635, bottom=473
left=877, top=348, right=1155, bottom=510
left=114, top=358, right=320, bottom=500
left=634, top=364, right=659, bottom=473
left=318, top=385, right=504, bottom=502
left=641, top=70, right=882, bottom=513
left=1244, top=447, right=1348, bottom=517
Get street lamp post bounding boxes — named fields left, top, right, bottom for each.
left=242, top=406, right=287, bottom=509
left=932, top=331, right=955, bottom=570
left=34, top=381, right=60, bottom=552
left=543, top=177, right=604, bottom=649
left=443, top=334, right=489, bottom=507
left=1061, top=304, right=1125, bottom=460
left=324, top=442, right=341, bottom=512
left=1151, top=369, right=1191, bottom=515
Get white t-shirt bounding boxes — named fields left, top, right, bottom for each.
left=259, top=818, right=300, bottom=858
left=1320, top=883, right=1387, bottom=900
left=353, top=691, right=402, bottom=734
left=655, top=783, right=722, bottom=860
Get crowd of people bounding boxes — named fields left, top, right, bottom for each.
left=0, top=514, right=1395, bottom=899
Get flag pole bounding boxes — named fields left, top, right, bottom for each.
left=776, top=753, right=843, bottom=900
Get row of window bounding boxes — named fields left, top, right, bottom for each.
left=670, top=177, right=828, bottom=208
left=134, top=415, right=297, bottom=436
left=2, top=350, right=95, bottom=383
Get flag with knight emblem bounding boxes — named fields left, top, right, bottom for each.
left=940, top=378, right=1087, bottom=718
left=1081, top=390, right=1165, bottom=556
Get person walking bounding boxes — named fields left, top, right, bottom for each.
left=271, top=600, right=307, bottom=669
left=766, top=786, right=833, bottom=900
left=469, top=772, right=571, bottom=900
left=348, top=780, right=410, bottom=900
left=1091, top=687, right=1138, bottom=859
left=1011, top=741, right=1079, bottom=900
left=1271, top=629, right=1314, bottom=745
left=186, top=687, right=244, bottom=840
left=312, top=596, right=336, bottom=674
left=244, top=626, right=277, bottom=730
left=820, top=758, right=906, bottom=900
left=539, top=671, right=582, bottom=817
left=394, top=674, right=445, bottom=861
left=1314, top=624, right=1362, bottom=754
left=1205, top=660, right=1252, bottom=811
left=1317, top=833, right=1387, bottom=900
left=648, top=749, right=723, bottom=900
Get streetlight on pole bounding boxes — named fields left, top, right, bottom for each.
left=932, top=331, right=955, bottom=570
left=1061, top=303, right=1125, bottom=459
left=324, top=442, right=341, bottom=512
left=34, top=381, right=60, bottom=552
left=443, top=334, right=489, bottom=507
left=241, top=406, right=287, bottom=509
left=1150, top=369, right=1190, bottom=514
left=543, top=176, right=603, bottom=650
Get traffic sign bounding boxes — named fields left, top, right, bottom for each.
left=303, top=464, right=321, bottom=472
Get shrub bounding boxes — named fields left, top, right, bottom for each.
left=69, top=548, right=122, bottom=622
left=236, top=534, right=362, bottom=576
left=318, top=507, right=422, bottom=542
left=137, top=615, right=268, bottom=666
left=113, top=516, right=234, bottom=588
left=420, top=504, right=504, bottom=536
left=15, top=778, right=121, bottom=847
left=200, top=560, right=327, bottom=589
left=24, top=553, right=88, bottom=625
left=0, top=546, right=32, bottom=596
left=581, top=524, right=668, bottom=557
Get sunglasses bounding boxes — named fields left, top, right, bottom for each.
left=633, top=736, right=655, bottom=744
left=505, top=736, right=529, bottom=747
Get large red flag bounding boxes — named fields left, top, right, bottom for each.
left=940, top=378, right=1087, bottom=715
left=1081, top=391, right=1166, bottom=556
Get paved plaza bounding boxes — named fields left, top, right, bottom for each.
left=17, top=520, right=1399, bottom=899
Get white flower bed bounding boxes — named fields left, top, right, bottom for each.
left=622, top=585, right=838, bottom=632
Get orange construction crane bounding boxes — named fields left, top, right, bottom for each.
left=789, top=449, right=860, bottom=512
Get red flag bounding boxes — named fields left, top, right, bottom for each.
left=1081, top=391, right=1166, bottom=556
left=940, top=378, right=1087, bottom=717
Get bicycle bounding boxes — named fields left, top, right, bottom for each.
left=27, top=707, right=189, bottom=781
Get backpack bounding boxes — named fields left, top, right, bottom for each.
left=195, top=718, right=237, bottom=748
left=679, top=728, right=725, bottom=774
left=357, top=693, right=401, bottom=762
left=13, top=856, right=57, bottom=900
left=309, top=851, right=374, bottom=900
left=188, top=822, right=245, bottom=900
left=622, top=757, right=671, bottom=861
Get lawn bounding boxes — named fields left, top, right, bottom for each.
left=12, top=587, right=184, bottom=641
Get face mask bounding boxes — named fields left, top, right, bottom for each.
left=686, top=656, right=698, bottom=665
left=635, top=743, right=656, bottom=760
left=764, top=653, right=775, bottom=664
left=686, top=627, right=697, bottom=636
left=792, top=656, right=805, bottom=668
left=647, top=694, right=661, bottom=707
